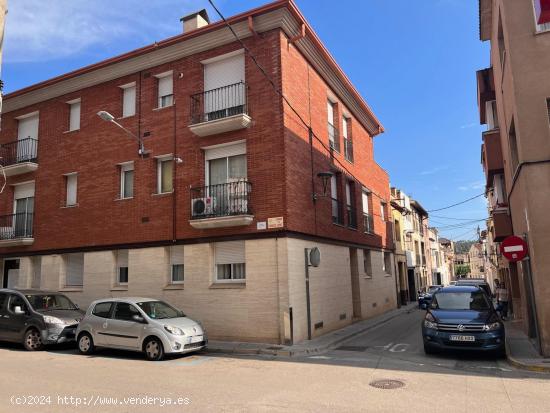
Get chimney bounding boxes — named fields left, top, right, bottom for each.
left=180, top=9, right=210, bottom=33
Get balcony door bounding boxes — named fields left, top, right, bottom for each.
left=16, top=113, right=39, bottom=163
left=13, top=182, right=35, bottom=238
left=203, top=51, right=245, bottom=119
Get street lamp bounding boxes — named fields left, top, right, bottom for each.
left=97, top=110, right=149, bottom=157
left=312, top=171, right=333, bottom=201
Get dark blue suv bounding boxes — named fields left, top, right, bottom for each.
left=422, top=285, right=505, bottom=357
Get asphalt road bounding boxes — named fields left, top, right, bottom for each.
left=1, top=309, right=549, bottom=413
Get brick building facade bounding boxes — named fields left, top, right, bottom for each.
left=0, top=0, right=396, bottom=344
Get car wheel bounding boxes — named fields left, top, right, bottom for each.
left=78, top=333, right=95, bottom=355
left=423, top=343, right=436, bottom=355
left=23, top=328, right=44, bottom=351
left=144, top=338, right=164, bottom=361
left=495, top=346, right=506, bottom=359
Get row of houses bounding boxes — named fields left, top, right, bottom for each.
left=0, top=0, right=455, bottom=345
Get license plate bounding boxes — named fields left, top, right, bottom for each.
left=450, top=335, right=475, bottom=342
left=188, top=335, right=203, bottom=344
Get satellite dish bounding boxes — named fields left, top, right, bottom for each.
left=309, top=247, right=321, bottom=267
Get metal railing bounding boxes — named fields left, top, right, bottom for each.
left=344, top=136, right=354, bottom=162
left=363, top=213, right=374, bottom=233
left=0, top=212, right=34, bottom=239
left=331, top=198, right=344, bottom=225
left=190, top=82, right=248, bottom=125
left=328, top=123, right=340, bottom=152
left=190, top=181, right=252, bottom=219
left=347, top=206, right=357, bottom=229
left=0, top=138, right=38, bottom=167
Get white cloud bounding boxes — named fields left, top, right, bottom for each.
left=3, top=0, right=205, bottom=62
left=419, top=165, right=448, bottom=176
left=457, top=180, right=485, bottom=191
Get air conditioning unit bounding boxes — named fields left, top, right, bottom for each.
left=191, top=197, right=216, bottom=217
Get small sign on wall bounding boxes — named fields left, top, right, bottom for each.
left=257, top=221, right=267, bottom=230
left=268, top=217, right=284, bottom=229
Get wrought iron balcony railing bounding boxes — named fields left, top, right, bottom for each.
left=363, top=213, right=374, bottom=234
left=190, top=181, right=252, bottom=219
left=190, top=82, right=248, bottom=125
left=0, top=138, right=38, bottom=167
left=0, top=212, right=34, bottom=240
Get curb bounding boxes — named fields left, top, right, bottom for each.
left=206, top=305, right=416, bottom=358
left=505, top=341, right=550, bottom=373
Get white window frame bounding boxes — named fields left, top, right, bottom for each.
left=156, top=154, right=174, bottom=194
left=169, top=245, right=185, bottom=284
left=64, top=172, right=78, bottom=207
left=214, top=241, right=246, bottom=283
left=155, top=71, right=174, bottom=109
left=116, top=250, right=129, bottom=285
left=119, top=161, right=134, bottom=199
left=67, top=98, right=81, bottom=131
left=120, top=82, right=136, bottom=118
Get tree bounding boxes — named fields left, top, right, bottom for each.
left=455, top=264, right=470, bottom=277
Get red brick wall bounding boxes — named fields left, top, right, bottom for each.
left=0, top=28, right=391, bottom=255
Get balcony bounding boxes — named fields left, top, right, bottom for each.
left=477, top=67, right=495, bottom=123
left=0, top=212, right=34, bottom=246
left=482, top=129, right=504, bottom=186
left=189, top=181, right=253, bottom=229
left=0, top=138, right=38, bottom=176
left=189, top=82, right=251, bottom=137
left=363, top=213, right=374, bottom=234
left=491, top=208, right=513, bottom=242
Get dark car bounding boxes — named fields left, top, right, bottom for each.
left=422, top=285, right=505, bottom=357
left=0, top=289, right=84, bottom=351
left=455, top=279, right=492, bottom=298
left=418, top=285, right=442, bottom=309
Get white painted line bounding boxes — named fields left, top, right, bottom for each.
left=504, top=245, right=524, bottom=252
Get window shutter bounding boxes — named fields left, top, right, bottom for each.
left=122, top=86, right=136, bottom=117
left=66, top=253, right=84, bottom=286
left=117, top=250, right=129, bottom=268
left=170, top=245, right=185, bottom=265
left=14, top=182, right=35, bottom=200
left=215, top=241, right=245, bottom=264
left=204, top=141, right=246, bottom=160
left=66, top=174, right=77, bottom=205
left=17, top=114, right=39, bottom=141
left=204, top=52, right=245, bottom=91
left=158, top=75, right=173, bottom=98
left=69, top=102, right=81, bottom=131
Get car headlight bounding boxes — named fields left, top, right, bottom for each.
left=484, top=322, right=501, bottom=331
left=424, top=313, right=438, bottom=330
left=43, top=315, right=66, bottom=325
left=164, top=325, right=185, bottom=336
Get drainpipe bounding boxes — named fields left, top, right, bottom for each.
left=289, top=23, right=306, bottom=44
left=172, top=91, right=178, bottom=243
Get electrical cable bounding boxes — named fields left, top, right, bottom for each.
left=426, top=193, right=485, bottom=212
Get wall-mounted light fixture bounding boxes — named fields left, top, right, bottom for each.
left=312, top=171, right=333, bottom=201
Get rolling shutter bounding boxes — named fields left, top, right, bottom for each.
left=14, top=182, right=35, bottom=200
left=204, top=52, right=245, bottom=91
left=66, top=174, right=77, bottom=206
left=17, top=114, right=39, bottom=141
left=69, top=102, right=81, bottom=131
left=170, top=245, right=184, bottom=265
left=158, top=75, right=173, bottom=98
left=122, top=86, right=136, bottom=117
left=66, top=253, right=84, bottom=286
left=215, top=241, right=245, bottom=264
left=204, top=141, right=246, bottom=160
left=117, top=250, right=129, bottom=268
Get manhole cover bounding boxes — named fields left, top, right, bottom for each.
left=369, top=379, right=405, bottom=389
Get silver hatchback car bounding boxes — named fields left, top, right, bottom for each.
left=76, top=297, right=207, bottom=361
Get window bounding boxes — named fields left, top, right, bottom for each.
left=345, top=181, right=357, bottom=229
left=65, top=253, right=84, bottom=287
left=343, top=116, right=353, bottom=162
left=170, top=245, right=184, bottom=284
left=486, top=100, right=499, bottom=130
left=116, top=250, right=129, bottom=285
left=215, top=241, right=246, bottom=282
left=65, top=173, right=78, bottom=206
left=8, top=294, right=27, bottom=313
left=120, top=162, right=134, bottom=199
left=157, top=156, right=173, bottom=194
left=327, top=99, right=339, bottom=152
left=0, top=293, right=7, bottom=312
left=208, top=154, right=247, bottom=185
left=509, top=120, right=519, bottom=174
left=546, top=98, right=550, bottom=125
left=363, top=249, right=373, bottom=278
left=156, top=72, right=173, bottom=108
left=113, top=302, right=141, bottom=321
left=362, top=188, right=372, bottom=233
left=16, top=112, right=39, bottom=162
left=31, top=256, right=41, bottom=289
left=331, top=174, right=343, bottom=225
left=68, top=99, right=81, bottom=131
left=498, top=12, right=506, bottom=69
left=380, top=201, right=387, bottom=222
left=383, top=252, right=392, bottom=275
left=120, top=83, right=136, bottom=117
left=92, top=302, right=113, bottom=318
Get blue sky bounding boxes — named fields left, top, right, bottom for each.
left=3, top=0, right=489, bottom=241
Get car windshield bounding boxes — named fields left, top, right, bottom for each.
left=136, top=301, right=184, bottom=319
left=431, top=291, right=490, bottom=311
left=26, top=294, right=78, bottom=311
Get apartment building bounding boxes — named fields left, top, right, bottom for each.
left=0, top=0, right=396, bottom=344
left=468, top=243, right=485, bottom=278
left=478, top=0, right=550, bottom=355
left=390, top=187, right=408, bottom=305
left=428, top=227, right=446, bottom=285
left=438, top=237, right=455, bottom=284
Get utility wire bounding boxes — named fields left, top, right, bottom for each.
left=430, top=214, right=485, bottom=221
left=448, top=227, right=479, bottom=241
left=207, top=0, right=388, bottom=203
left=427, top=193, right=485, bottom=212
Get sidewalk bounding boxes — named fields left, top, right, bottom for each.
left=206, top=302, right=418, bottom=357
left=505, top=319, right=550, bottom=373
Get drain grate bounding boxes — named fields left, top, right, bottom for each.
left=369, top=379, right=405, bottom=390
left=335, top=345, right=368, bottom=352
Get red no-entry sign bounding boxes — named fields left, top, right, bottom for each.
left=500, top=236, right=529, bottom=262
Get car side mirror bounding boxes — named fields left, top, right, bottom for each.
left=14, top=306, right=25, bottom=315
left=74, top=304, right=80, bottom=310
left=132, top=314, right=145, bottom=323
